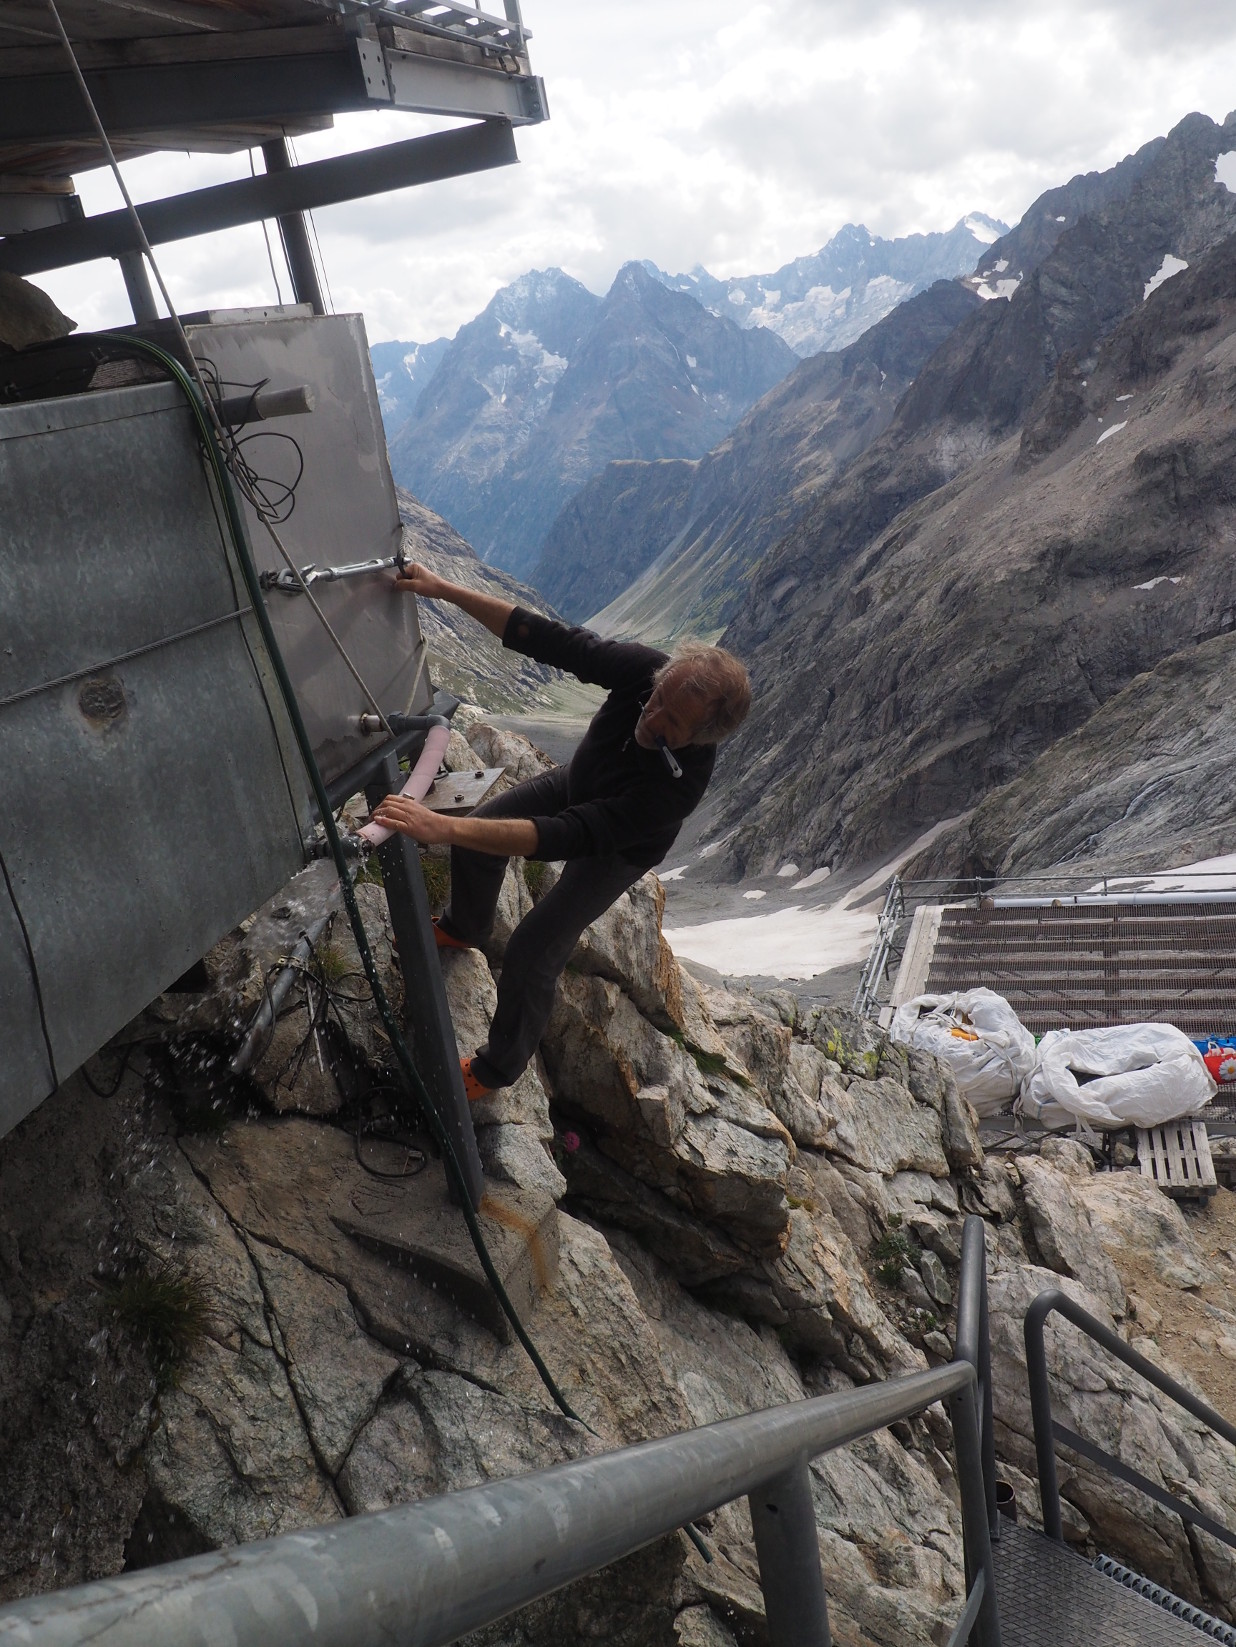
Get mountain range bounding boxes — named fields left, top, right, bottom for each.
left=644, top=213, right=1006, bottom=356
left=374, top=215, right=1000, bottom=581
left=371, top=336, right=449, bottom=431
left=388, top=264, right=797, bottom=580
left=705, top=109, right=1236, bottom=879
left=535, top=276, right=981, bottom=630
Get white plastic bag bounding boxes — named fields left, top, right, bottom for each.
left=889, top=988, right=1036, bottom=1116
left=1019, top=1023, right=1217, bottom=1131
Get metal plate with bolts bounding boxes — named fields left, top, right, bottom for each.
left=420, top=767, right=506, bottom=816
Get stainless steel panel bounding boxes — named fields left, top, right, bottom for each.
left=0, top=378, right=307, bottom=1135
left=183, top=312, right=435, bottom=784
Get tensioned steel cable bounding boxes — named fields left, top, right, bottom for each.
left=42, top=0, right=394, bottom=736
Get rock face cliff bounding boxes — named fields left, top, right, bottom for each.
left=712, top=110, right=1236, bottom=876
left=4, top=724, right=1236, bottom=1642
left=394, top=487, right=571, bottom=712
left=534, top=279, right=980, bottom=635
left=389, top=263, right=796, bottom=582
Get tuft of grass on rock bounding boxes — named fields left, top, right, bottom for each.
left=420, top=850, right=451, bottom=911
left=872, top=1226, right=922, bottom=1289
left=522, top=859, right=549, bottom=900
left=312, top=939, right=349, bottom=985
left=665, top=1025, right=751, bottom=1088
left=105, top=1261, right=210, bottom=1388
left=353, top=855, right=384, bottom=889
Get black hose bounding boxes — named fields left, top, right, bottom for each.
left=96, top=335, right=715, bottom=1560
left=103, top=335, right=592, bottom=1434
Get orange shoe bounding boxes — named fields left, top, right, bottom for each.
left=433, top=917, right=473, bottom=952
left=460, top=1058, right=494, bottom=1102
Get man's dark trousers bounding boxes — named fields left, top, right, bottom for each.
left=441, top=768, right=644, bottom=1089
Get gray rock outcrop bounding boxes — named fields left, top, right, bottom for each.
left=4, top=720, right=1236, bottom=1639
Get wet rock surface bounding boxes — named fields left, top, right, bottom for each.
left=4, top=720, right=1236, bottom=1638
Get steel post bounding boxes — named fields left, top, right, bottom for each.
left=948, top=1379, right=1003, bottom=1647
left=117, top=249, right=158, bottom=323
left=364, top=750, right=484, bottom=1209
left=1023, top=1292, right=1064, bottom=1542
left=260, top=139, right=325, bottom=315
left=748, top=1462, right=831, bottom=1646
left=979, top=1258, right=999, bottom=1540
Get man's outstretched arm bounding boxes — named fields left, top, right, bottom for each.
left=371, top=793, right=538, bottom=856
left=393, top=562, right=513, bottom=639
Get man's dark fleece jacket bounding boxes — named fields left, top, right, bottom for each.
left=503, top=607, right=715, bottom=869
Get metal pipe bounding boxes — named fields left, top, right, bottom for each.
left=948, top=1379, right=1003, bottom=1647
left=1024, top=1292, right=1065, bottom=1544
left=947, top=1217, right=1002, bottom=1646
left=0, top=1364, right=972, bottom=1647
left=228, top=904, right=337, bottom=1076
left=1024, top=1284, right=1236, bottom=1550
left=260, top=553, right=401, bottom=594
left=321, top=705, right=456, bottom=812
left=260, top=138, right=325, bottom=315
left=748, top=1461, right=831, bottom=1646
left=954, top=1217, right=999, bottom=1540
left=216, top=384, right=315, bottom=427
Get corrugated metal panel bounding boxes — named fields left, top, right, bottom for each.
left=0, top=376, right=308, bottom=1136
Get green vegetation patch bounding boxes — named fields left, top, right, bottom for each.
left=105, top=1260, right=211, bottom=1388
left=872, top=1218, right=923, bottom=1289
left=522, top=858, right=549, bottom=900
left=420, top=850, right=451, bottom=911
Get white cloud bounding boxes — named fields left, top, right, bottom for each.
left=32, top=1, right=1236, bottom=345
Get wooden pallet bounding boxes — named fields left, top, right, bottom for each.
left=1136, top=1120, right=1218, bottom=1201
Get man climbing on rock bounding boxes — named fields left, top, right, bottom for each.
left=372, top=563, right=751, bottom=1100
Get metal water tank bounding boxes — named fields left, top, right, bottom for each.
left=0, top=311, right=433, bottom=1137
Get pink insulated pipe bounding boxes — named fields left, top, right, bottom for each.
left=358, top=722, right=452, bottom=848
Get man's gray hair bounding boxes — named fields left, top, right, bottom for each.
left=653, top=638, right=751, bottom=744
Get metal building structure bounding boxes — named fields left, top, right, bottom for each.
left=0, top=0, right=547, bottom=1172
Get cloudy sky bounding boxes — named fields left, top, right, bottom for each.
left=37, top=0, right=1236, bottom=345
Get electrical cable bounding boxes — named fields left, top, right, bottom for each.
left=43, top=9, right=713, bottom=1552
left=41, top=0, right=393, bottom=737
left=105, top=331, right=593, bottom=1439
left=249, top=148, right=286, bottom=306
left=287, top=138, right=336, bottom=315
left=1, top=843, right=59, bottom=1091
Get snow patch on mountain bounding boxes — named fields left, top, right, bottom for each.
left=1144, top=253, right=1189, bottom=298
left=497, top=322, right=569, bottom=385
left=964, top=213, right=1004, bottom=244
left=975, top=276, right=1021, bottom=301
left=1215, top=151, right=1236, bottom=192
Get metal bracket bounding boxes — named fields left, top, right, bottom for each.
left=355, top=36, right=393, bottom=102
left=260, top=553, right=403, bottom=593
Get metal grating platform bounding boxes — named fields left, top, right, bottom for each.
left=923, top=901, right=1236, bottom=1036
left=992, top=1522, right=1213, bottom=1645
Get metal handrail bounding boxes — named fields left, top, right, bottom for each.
left=852, top=875, right=906, bottom=1016
left=1025, top=1288, right=1236, bottom=1548
left=955, top=1215, right=1000, bottom=1541
left=0, top=1218, right=1002, bottom=1647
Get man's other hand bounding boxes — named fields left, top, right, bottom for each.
left=371, top=793, right=452, bottom=844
